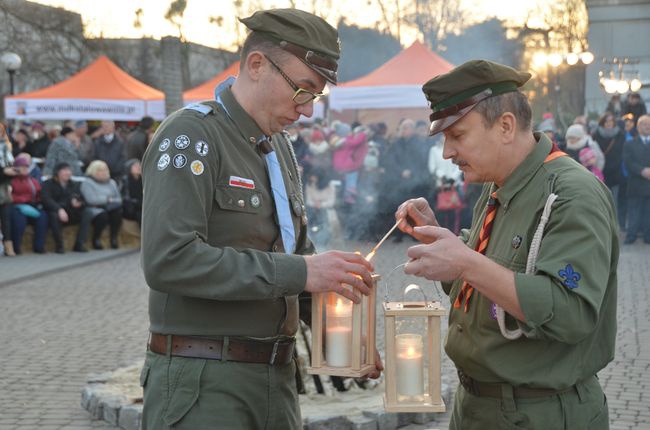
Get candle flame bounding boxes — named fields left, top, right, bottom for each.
left=407, top=346, right=416, bottom=357
left=336, top=298, right=343, bottom=310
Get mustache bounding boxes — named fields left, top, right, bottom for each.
left=452, top=159, right=468, bottom=167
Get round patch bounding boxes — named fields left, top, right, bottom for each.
left=174, top=134, right=191, bottom=150
left=190, top=160, right=204, bottom=176
left=173, top=154, right=187, bottom=168
left=195, top=140, right=209, bottom=157
left=250, top=194, right=261, bottom=208
left=159, top=138, right=171, bottom=152
left=511, top=235, right=523, bottom=249
left=157, top=153, right=171, bottom=171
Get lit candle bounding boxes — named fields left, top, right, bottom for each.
left=396, top=334, right=424, bottom=396
left=326, top=297, right=353, bottom=367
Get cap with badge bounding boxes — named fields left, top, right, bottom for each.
left=422, top=60, right=532, bottom=135
left=239, top=8, right=340, bottom=84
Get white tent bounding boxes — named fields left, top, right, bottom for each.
left=329, top=41, right=454, bottom=111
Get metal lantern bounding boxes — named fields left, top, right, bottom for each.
left=307, top=274, right=380, bottom=377
left=383, top=282, right=447, bottom=413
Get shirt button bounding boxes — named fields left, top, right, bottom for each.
left=273, top=245, right=278, bottom=252
left=249, top=136, right=256, bottom=143
left=237, top=199, right=245, bottom=207
left=456, top=324, right=463, bottom=333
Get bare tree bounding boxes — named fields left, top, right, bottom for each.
left=403, top=0, right=466, bottom=51
left=164, top=0, right=188, bottom=40
left=0, top=0, right=90, bottom=93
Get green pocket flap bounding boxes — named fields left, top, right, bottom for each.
left=163, top=359, right=206, bottom=426
left=139, top=364, right=151, bottom=388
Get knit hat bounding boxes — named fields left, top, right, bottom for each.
left=565, top=124, right=586, bottom=140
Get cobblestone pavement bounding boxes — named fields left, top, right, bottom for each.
left=0, top=238, right=648, bottom=429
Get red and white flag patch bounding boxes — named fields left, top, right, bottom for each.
left=229, top=176, right=255, bottom=189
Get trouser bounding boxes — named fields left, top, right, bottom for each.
left=0, top=203, right=11, bottom=240
left=48, top=207, right=93, bottom=247
left=141, top=349, right=301, bottom=430
left=10, top=207, right=48, bottom=253
left=625, top=196, right=650, bottom=243
left=91, top=208, right=122, bottom=241
left=449, top=375, right=609, bottom=430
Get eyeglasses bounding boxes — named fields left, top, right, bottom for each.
left=264, top=54, right=323, bottom=105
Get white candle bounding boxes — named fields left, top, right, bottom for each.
left=396, top=334, right=424, bottom=396
left=326, top=297, right=353, bottom=367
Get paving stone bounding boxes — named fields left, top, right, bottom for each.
left=363, top=409, right=399, bottom=430
left=0, top=243, right=649, bottom=430
left=348, top=414, right=378, bottom=430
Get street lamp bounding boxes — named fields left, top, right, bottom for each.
left=599, top=57, right=643, bottom=95
left=1, top=52, right=22, bottom=95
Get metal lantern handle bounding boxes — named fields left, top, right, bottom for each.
left=402, top=283, right=429, bottom=302
left=383, top=262, right=443, bottom=303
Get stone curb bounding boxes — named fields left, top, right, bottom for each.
left=81, top=365, right=452, bottom=430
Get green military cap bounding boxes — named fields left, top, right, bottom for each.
left=422, top=60, right=532, bottom=135
left=239, top=9, right=341, bottom=84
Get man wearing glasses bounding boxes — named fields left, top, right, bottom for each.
left=139, top=8, right=379, bottom=429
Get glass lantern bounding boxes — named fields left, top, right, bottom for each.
left=307, top=274, right=380, bottom=377
left=383, top=283, right=447, bottom=412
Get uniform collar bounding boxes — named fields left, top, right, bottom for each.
left=217, top=81, right=268, bottom=146
left=494, top=132, right=552, bottom=210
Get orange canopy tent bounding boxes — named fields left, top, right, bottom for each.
left=4, top=55, right=165, bottom=120
left=329, top=41, right=453, bottom=110
left=183, top=61, right=240, bottom=103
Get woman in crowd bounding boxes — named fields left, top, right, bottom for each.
left=121, top=159, right=143, bottom=226
left=43, top=126, right=83, bottom=178
left=41, top=162, right=93, bottom=253
left=11, top=129, right=31, bottom=157
left=592, top=111, right=627, bottom=228
left=9, top=154, right=48, bottom=254
left=80, top=160, right=122, bottom=249
left=1, top=124, right=17, bottom=256
left=564, top=124, right=605, bottom=171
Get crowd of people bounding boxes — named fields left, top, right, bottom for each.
left=1, top=90, right=648, bottom=257
left=0, top=118, right=149, bottom=255
left=539, top=92, right=649, bottom=245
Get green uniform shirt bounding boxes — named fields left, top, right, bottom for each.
left=140, top=86, right=313, bottom=338
left=444, top=133, right=618, bottom=389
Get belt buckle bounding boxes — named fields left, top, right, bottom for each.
left=269, top=340, right=280, bottom=365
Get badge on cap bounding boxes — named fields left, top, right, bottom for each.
left=195, top=140, right=209, bottom=157
left=159, top=138, right=171, bottom=151
left=511, top=235, right=523, bottom=249
left=175, top=134, right=190, bottom=150
left=250, top=194, right=261, bottom=208
left=190, top=160, right=204, bottom=176
left=229, top=176, right=255, bottom=190
left=157, top=153, right=170, bottom=171
left=173, top=154, right=187, bottom=168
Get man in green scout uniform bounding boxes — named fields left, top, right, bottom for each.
left=396, top=60, right=617, bottom=429
left=139, top=9, right=378, bottom=429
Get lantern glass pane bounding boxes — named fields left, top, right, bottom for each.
left=395, top=315, right=429, bottom=403
left=325, top=291, right=353, bottom=367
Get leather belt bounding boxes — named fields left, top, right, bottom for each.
left=457, top=369, right=575, bottom=399
left=148, top=333, right=295, bottom=366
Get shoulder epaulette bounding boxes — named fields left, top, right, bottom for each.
left=184, top=102, right=214, bottom=117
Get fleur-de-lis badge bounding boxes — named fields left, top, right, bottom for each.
left=558, top=264, right=581, bottom=289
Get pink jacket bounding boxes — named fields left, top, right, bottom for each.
left=332, top=132, right=368, bottom=173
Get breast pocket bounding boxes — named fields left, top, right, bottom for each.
left=214, top=185, right=263, bottom=214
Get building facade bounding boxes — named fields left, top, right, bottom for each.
left=586, top=0, right=650, bottom=115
